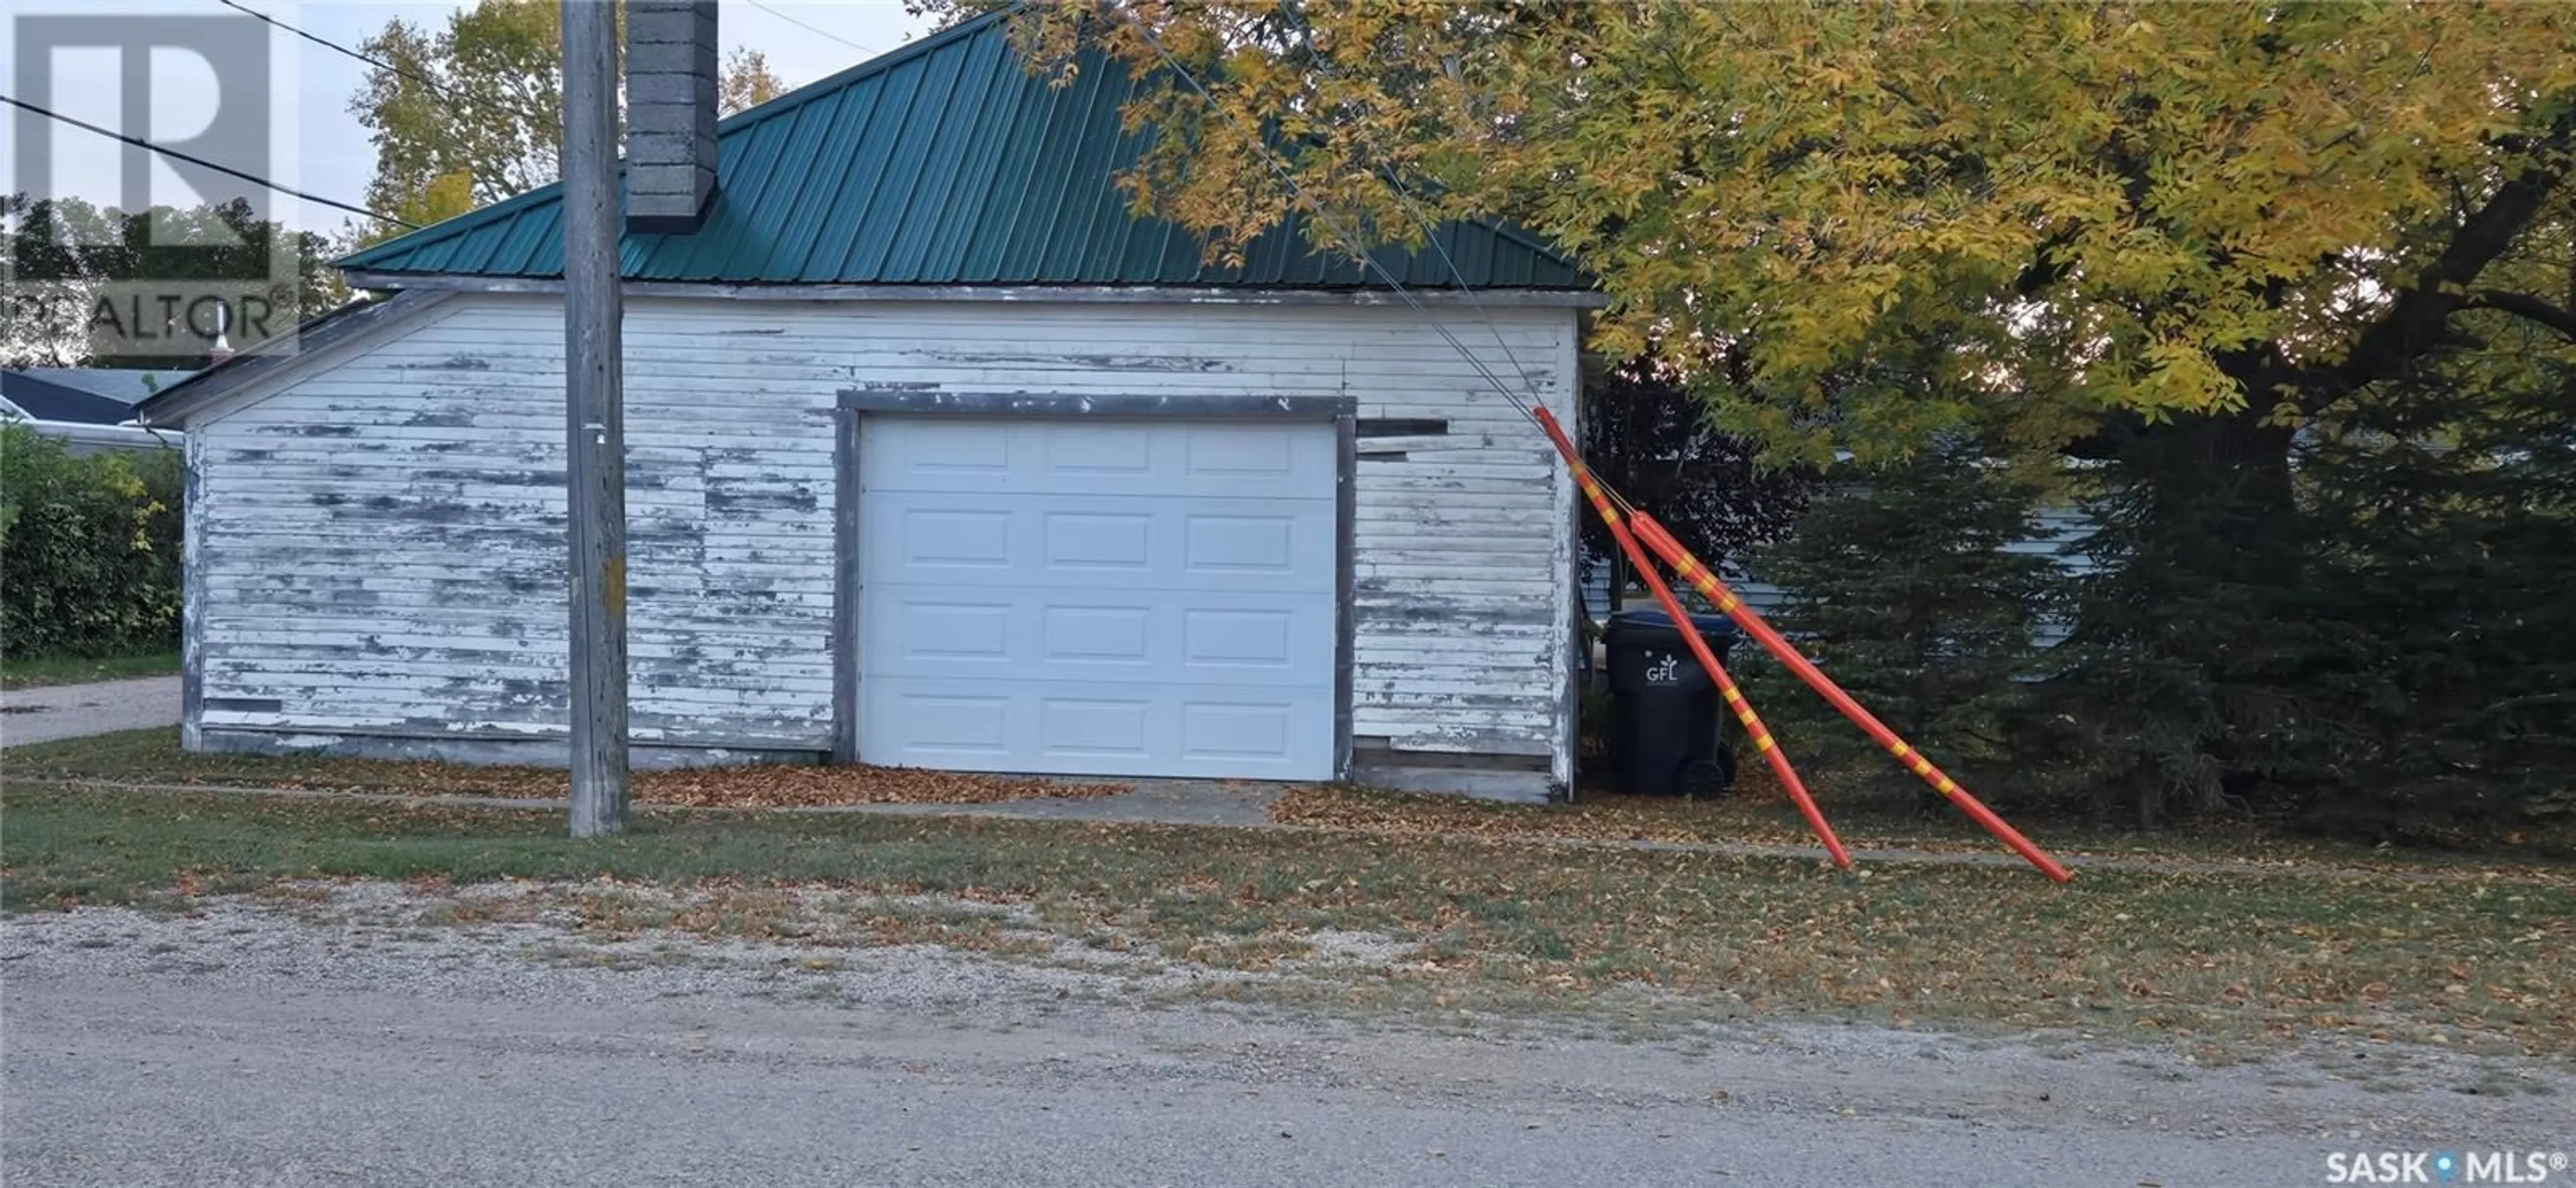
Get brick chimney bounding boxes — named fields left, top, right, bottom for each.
left=624, top=0, right=720, bottom=234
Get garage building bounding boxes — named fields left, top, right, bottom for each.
left=137, top=9, right=1595, bottom=800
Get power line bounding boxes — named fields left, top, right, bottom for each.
left=1126, top=20, right=1550, bottom=431
left=1377, top=170, right=1552, bottom=413
left=1366, top=163, right=1628, bottom=506
left=215, top=0, right=549, bottom=126
left=745, top=1, right=877, bottom=56
left=0, top=93, right=416, bottom=229
left=1134, top=22, right=1647, bottom=524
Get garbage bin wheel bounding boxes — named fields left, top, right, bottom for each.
left=1678, top=757, right=1727, bottom=799
left=1675, top=746, right=1740, bottom=800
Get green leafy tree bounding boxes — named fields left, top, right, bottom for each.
left=352, top=1, right=790, bottom=244
left=1741, top=437, right=2068, bottom=798
left=1579, top=352, right=1812, bottom=603
left=930, top=0, right=2576, bottom=828
left=2, top=195, right=345, bottom=368
left=720, top=46, right=786, bottom=114
left=963, top=1, right=2574, bottom=445
left=2290, top=352, right=2576, bottom=840
left=0, top=423, right=184, bottom=658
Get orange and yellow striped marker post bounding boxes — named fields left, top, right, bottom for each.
left=1625, top=511, right=2074, bottom=884
left=1529, top=408, right=1851, bottom=870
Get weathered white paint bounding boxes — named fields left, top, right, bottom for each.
left=179, top=429, right=207, bottom=751
left=181, top=293, right=1580, bottom=783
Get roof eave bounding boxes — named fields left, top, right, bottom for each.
left=338, top=270, right=1610, bottom=309
left=134, top=290, right=459, bottom=427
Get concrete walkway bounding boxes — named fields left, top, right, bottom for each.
left=0, top=676, right=180, bottom=748
left=863, top=778, right=1285, bottom=827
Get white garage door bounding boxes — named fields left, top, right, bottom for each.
left=859, top=416, right=1339, bottom=779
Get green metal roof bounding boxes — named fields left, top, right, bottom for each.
left=339, top=10, right=1583, bottom=290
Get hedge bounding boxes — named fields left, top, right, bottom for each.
left=0, top=422, right=184, bottom=658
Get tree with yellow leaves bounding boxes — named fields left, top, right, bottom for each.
left=965, top=1, right=2573, bottom=458
left=938, top=0, right=2576, bottom=826
left=351, top=0, right=786, bottom=245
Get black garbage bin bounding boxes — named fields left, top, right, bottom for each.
left=1603, top=608, right=1740, bottom=796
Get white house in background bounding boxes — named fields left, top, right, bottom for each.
left=1582, top=502, right=2100, bottom=648
left=133, top=9, right=1599, bottom=802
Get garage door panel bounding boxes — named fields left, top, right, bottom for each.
left=861, top=678, right=1330, bottom=778
left=865, top=418, right=1336, bottom=500
left=1181, top=700, right=1297, bottom=761
left=1182, top=424, right=1309, bottom=483
left=860, top=415, right=1338, bottom=779
left=1041, top=696, right=1152, bottom=758
left=1185, top=608, right=1294, bottom=667
left=1044, top=510, right=1153, bottom=572
left=1043, top=421, right=1155, bottom=478
left=864, top=588, right=1332, bottom=687
left=884, top=692, right=1012, bottom=758
left=1185, top=512, right=1301, bottom=574
left=894, top=419, right=1016, bottom=476
left=902, top=509, right=1014, bottom=569
left=898, top=600, right=1016, bottom=660
left=1044, top=604, right=1153, bottom=664
left=864, top=491, right=1334, bottom=594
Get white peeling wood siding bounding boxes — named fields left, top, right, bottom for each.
left=187, top=293, right=1579, bottom=768
left=191, top=298, right=837, bottom=747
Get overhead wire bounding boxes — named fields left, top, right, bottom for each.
left=1130, top=17, right=1652, bottom=520
left=0, top=93, right=417, bottom=229
left=1365, top=159, right=1650, bottom=512
left=1125, top=20, right=1558, bottom=431
left=1121, top=15, right=2074, bottom=882
left=214, top=0, right=551, bottom=127
left=1381, top=168, right=1657, bottom=516
left=745, top=1, right=879, bottom=55
left=1381, top=170, right=1658, bottom=523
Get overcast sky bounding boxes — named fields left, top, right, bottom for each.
left=3, top=0, right=941, bottom=237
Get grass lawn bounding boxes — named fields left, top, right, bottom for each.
left=23, top=728, right=2571, bottom=872
left=5, top=780, right=2573, bottom=1061
left=1280, top=777, right=2576, bottom=873
left=0, top=648, right=180, bottom=690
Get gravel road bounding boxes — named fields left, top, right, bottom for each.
left=3, top=887, right=2566, bottom=1188
left=0, top=676, right=180, bottom=747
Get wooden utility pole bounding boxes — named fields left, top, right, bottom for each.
left=560, top=0, right=629, bottom=837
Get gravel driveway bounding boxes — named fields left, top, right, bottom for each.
left=5, top=886, right=2567, bottom=1188
left=0, top=676, right=180, bottom=747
